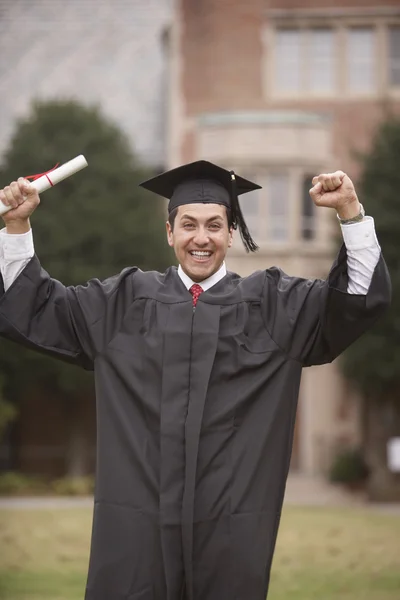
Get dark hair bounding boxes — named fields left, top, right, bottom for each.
left=168, top=205, right=233, bottom=231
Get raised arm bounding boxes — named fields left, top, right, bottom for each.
left=262, top=171, right=391, bottom=366
left=0, top=178, right=130, bottom=369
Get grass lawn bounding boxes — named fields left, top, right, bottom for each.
left=0, top=504, right=399, bottom=599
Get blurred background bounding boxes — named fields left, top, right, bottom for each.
left=0, top=0, right=400, bottom=599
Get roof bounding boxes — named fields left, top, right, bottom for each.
left=0, top=0, right=171, bottom=165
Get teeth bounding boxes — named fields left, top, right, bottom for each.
left=191, top=251, right=211, bottom=257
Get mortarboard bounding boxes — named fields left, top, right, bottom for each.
left=139, top=160, right=261, bottom=252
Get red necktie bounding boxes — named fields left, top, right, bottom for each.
left=190, top=283, right=203, bottom=307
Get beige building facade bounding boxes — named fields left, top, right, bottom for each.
left=164, top=0, right=400, bottom=474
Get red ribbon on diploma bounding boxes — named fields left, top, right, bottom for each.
left=24, top=163, right=59, bottom=187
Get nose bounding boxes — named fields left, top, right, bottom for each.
left=193, top=227, right=210, bottom=246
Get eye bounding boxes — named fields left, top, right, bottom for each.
left=209, top=223, right=221, bottom=230
left=183, top=222, right=195, bottom=229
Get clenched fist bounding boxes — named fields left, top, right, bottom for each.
left=309, top=171, right=361, bottom=221
left=0, top=178, right=40, bottom=232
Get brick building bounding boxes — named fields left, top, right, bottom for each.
left=164, top=0, right=400, bottom=473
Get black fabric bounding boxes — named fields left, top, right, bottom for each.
left=0, top=249, right=391, bottom=600
left=171, top=180, right=231, bottom=213
left=139, top=160, right=261, bottom=207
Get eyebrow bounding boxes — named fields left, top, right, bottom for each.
left=179, top=214, right=224, bottom=223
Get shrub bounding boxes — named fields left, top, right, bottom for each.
left=329, top=448, right=369, bottom=485
left=0, top=471, right=47, bottom=495
left=51, top=475, right=94, bottom=496
left=0, top=472, right=95, bottom=496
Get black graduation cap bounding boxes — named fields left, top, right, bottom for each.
left=139, top=160, right=261, bottom=253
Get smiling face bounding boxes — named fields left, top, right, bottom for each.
left=166, top=203, right=233, bottom=282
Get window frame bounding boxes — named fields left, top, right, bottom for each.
left=235, top=167, right=329, bottom=249
left=263, top=16, right=400, bottom=100
left=386, top=23, right=400, bottom=93
left=301, top=174, right=317, bottom=242
left=346, top=25, right=377, bottom=96
left=271, top=25, right=337, bottom=98
left=266, top=170, right=291, bottom=243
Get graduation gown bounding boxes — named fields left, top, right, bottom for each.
left=0, top=246, right=391, bottom=600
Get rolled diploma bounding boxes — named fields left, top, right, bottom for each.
left=0, top=154, right=88, bottom=215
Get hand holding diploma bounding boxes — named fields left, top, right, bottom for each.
left=0, top=155, right=88, bottom=233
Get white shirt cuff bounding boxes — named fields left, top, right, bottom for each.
left=340, top=216, right=380, bottom=252
left=0, top=227, right=35, bottom=261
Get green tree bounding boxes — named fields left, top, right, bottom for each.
left=0, top=99, right=174, bottom=475
left=341, top=117, right=400, bottom=501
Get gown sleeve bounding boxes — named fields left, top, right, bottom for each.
left=261, top=245, right=391, bottom=366
left=0, top=254, right=135, bottom=370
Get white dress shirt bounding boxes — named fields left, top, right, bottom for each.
left=178, top=262, right=227, bottom=292
left=0, top=217, right=381, bottom=295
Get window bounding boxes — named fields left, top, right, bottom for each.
left=269, top=22, right=400, bottom=96
left=238, top=170, right=321, bottom=244
left=347, top=27, right=375, bottom=93
left=274, top=27, right=335, bottom=94
left=389, top=26, right=400, bottom=86
left=301, top=176, right=316, bottom=241
left=308, top=29, right=335, bottom=93
left=267, top=173, right=289, bottom=241
left=275, top=29, right=301, bottom=92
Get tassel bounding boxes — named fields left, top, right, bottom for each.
left=230, top=171, right=259, bottom=253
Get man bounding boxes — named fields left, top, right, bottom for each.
left=0, top=160, right=391, bottom=600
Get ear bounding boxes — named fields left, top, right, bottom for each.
left=166, top=221, right=174, bottom=247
